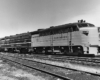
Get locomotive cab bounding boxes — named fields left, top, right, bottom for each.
left=79, top=26, right=99, bottom=56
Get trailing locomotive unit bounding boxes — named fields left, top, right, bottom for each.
left=31, top=20, right=100, bottom=56
left=0, top=32, right=32, bottom=53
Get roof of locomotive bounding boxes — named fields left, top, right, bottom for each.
left=0, top=31, right=32, bottom=40
left=0, top=30, right=40, bottom=40
left=0, top=21, right=95, bottom=40
left=40, top=22, right=95, bottom=32
left=30, top=29, right=42, bottom=35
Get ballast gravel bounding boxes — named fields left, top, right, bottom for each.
left=1, top=53, right=100, bottom=80
left=0, top=60, right=46, bottom=80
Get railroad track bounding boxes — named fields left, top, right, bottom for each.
left=2, top=52, right=100, bottom=66
left=0, top=53, right=100, bottom=80
left=26, top=54, right=100, bottom=65
left=0, top=54, right=74, bottom=80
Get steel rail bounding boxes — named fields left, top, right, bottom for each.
left=0, top=55, right=72, bottom=80
left=1, top=54, right=100, bottom=77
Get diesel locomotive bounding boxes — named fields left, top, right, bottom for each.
left=0, top=20, right=100, bottom=56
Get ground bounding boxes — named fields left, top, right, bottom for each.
left=0, top=59, right=46, bottom=80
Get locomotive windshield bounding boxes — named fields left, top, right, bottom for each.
left=78, top=23, right=95, bottom=28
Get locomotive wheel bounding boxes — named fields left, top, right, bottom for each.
left=72, top=46, right=83, bottom=56
left=63, top=50, right=69, bottom=55
left=77, top=50, right=83, bottom=56
left=77, top=47, right=83, bottom=56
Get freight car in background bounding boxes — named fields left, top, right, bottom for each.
left=0, top=20, right=100, bottom=56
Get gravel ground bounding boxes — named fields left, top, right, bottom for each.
left=0, top=59, right=48, bottom=80
left=0, top=58, right=64, bottom=80
left=1, top=53, right=100, bottom=80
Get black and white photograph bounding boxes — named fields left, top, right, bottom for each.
left=0, top=0, right=100, bottom=80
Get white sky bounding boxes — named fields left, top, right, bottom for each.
left=0, top=0, right=100, bottom=37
